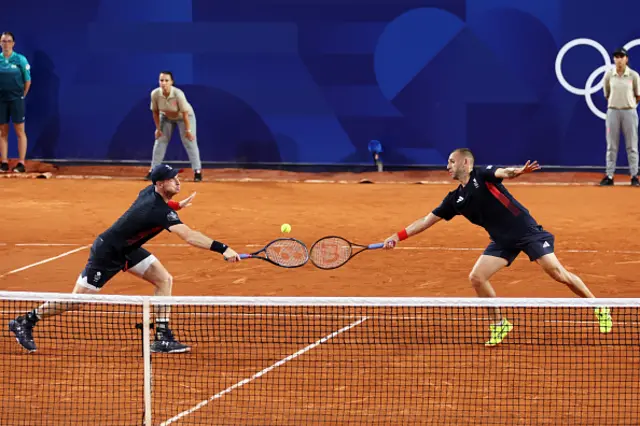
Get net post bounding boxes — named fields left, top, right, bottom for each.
left=142, top=297, right=153, bottom=426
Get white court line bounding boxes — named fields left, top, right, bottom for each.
left=391, top=246, right=640, bottom=255
left=5, top=243, right=191, bottom=247
left=15, top=243, right=81, bottom=247
left=159, top=316, right=369, bottom=425
left=0, top=245, right=89, bottom=278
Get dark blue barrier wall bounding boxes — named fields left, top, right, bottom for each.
left=3, top=0, right=640, bottom=166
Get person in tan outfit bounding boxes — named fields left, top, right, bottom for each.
left=147, top=71, right=203, bottom=182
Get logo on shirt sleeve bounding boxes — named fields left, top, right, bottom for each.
left=486, top=165, right=493, bottom=169
left=25, top=64, right=30, bottom=70
left=167, top=211, right=179, bottom=222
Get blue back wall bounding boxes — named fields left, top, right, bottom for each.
left=4, top=0, right=639, bottom=166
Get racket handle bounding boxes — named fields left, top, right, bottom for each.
left=239, top=254, right=250, bottom=259
left=368, top=243, right=384, bottom=249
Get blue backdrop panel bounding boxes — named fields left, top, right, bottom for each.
left=2, top=0, right=637, bottom=166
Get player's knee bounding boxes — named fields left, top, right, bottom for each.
left=468, top=272, right=486, bottom=289
left=155, top=274, right=173, bottom=294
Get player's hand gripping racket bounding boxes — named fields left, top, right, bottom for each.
left=239, top=238, right=309, bottom=268
left=310, top=236, right=384, bottom=270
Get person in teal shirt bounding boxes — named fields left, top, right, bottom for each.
left=0, top=32, right=31, bottom=173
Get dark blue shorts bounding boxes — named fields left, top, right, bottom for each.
left=0, top=97, right=25, bottom=124
left=483, top=226, right=555, bottom=266
left=77, top=237, right=155, bottom=289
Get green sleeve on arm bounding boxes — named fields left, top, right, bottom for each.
left=20, top=55, right=31, bottom=82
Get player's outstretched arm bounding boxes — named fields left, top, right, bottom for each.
left=494, top=160, right=540, bottom=179
left=168, top=223, right=240, bottom=262
left=383, top=213, right=443, bottom=249
left=167, top=192, right=197, bottom=211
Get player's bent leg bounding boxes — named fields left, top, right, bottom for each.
left=536, top=253, right=594, bottom=298
left=37, top=273, right=102, bottom=319
left=469, top=254, right=513, bottom=347
left=9, top=266, right=112, bottom=353
left=536, top=253, right=612, bottom=333
left=126, top=251, right=190, bottom=353
left=33, top=274, right=102, bottom=320
left=129, top=256, right=171, bottom=296
left=469, top=254, right=508, bottom=320
left=43, top=267, right=110, bottom=315
left=469, top=255, right=508, bottom=298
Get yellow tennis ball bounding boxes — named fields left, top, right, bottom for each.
left=281, top=223, right=292, bottom=233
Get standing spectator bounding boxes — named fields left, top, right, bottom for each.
left=147, top=71, right=203, bottom=182
left=600, top=47, right=640, bottom=186
left=0, top=32, right=30, bottom=173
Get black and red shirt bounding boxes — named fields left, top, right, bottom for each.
left=99, top=185, right=182, bottom=255
left=432, top=166, right=539, bottom=245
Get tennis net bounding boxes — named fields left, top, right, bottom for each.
left=1, top=291, right=638, bottom=425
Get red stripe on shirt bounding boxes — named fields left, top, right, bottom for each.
left=486, top=182, right=521, bottom=216
left=126, top=226, right=164, bottom=245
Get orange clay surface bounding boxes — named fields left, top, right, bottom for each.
left=0, top=167, right=639, bottom=425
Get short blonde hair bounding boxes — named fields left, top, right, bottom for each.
left=452, top=148, right=475, bottom=166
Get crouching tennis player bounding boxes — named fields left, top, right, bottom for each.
left=383, top=148, right=612, bottom=346
left=9, top=164, right=240, bottom=354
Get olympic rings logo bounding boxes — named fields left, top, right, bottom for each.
left=555, top=38, right=640, bottom=119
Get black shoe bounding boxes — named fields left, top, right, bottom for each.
left=194, top=171, right=202, bottom=182
left=150, top=328, right=190, bottom=353
left=12, top=163, right=25, bottom=173
left=0, top=162, right=8, bottom=172
left=632, top=176, right=640, bottom=187
left=599, top=176, right=614, bottom=186
left=9, top=316, right=37, bottom=353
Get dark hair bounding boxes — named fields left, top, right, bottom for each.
left=159, top=71, right=174, bottom=83
left=453, top=148, right=475, bottom=165
left=1, top=32, right=15, bottom=42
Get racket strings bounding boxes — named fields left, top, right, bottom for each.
left=310, top=237, right=352, bottom=269
left=266, top=240, right=309, bottom=267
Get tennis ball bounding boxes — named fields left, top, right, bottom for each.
left=281, top=223, right=292, bottom=233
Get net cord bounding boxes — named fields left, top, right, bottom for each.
left=0, top=291, right=639, bottom=308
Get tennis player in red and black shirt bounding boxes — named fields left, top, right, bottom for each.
left=383, top=148, right=613, bottom=346
left=10, top=164, right=240, bottom=354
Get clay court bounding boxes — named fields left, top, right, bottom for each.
left=1, top=166, right=639, bottom=425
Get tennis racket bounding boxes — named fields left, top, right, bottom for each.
left=310, top=236, right=384, bottom=270
left=239, top=238, right=309, bottom=268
